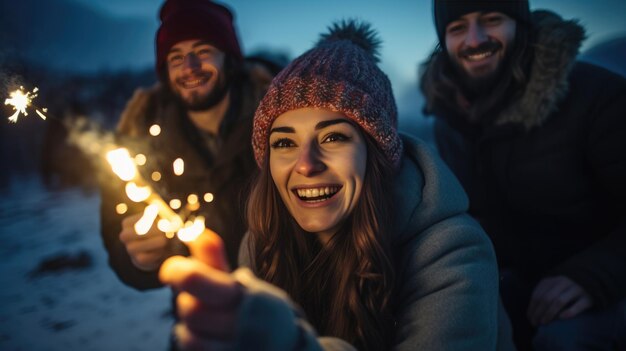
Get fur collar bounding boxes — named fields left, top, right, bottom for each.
left=422, top=10, right=586, bottom=129
left=497, top=10, right=585, bottom=128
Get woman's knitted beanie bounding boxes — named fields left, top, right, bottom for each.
left=252, top=20, right=403, bottom=169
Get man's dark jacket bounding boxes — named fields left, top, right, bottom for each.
left=100, top=70, right=265, bottom=290
left=420, top=10, right=626, bottom=308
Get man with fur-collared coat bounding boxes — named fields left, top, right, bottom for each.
left=419, top=1, right=626, bottom=350
left=99, top=0, right=272, bottom=290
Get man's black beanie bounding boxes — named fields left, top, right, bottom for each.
left=434, top=0, right=530, bottom=45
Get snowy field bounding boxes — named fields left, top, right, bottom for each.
left=0, top=175, right=174, bottom=351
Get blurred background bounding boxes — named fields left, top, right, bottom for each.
left=0, top=0, right=624, bottom=350
left=1, top=0, right=625, bottom=185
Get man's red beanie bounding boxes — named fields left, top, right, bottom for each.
left=155, top=0, right=243, bottom=76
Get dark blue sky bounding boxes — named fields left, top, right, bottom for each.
left=67, top=0, right=626, bottom=104
left=3, top=0, right=622, bottom=117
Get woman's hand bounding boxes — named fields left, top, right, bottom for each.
left=159, top=229, right=243, bottom=350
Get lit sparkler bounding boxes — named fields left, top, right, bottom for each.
left=105, top=147, right=206, bottom=242
left=79, top=122, right=206, bottom=240
left=4, top=86, right=47, bottom=123
left=4, top=81, right=209, bottom=243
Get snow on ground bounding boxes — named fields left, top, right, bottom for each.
left=0, top=175, right=174, bottom=351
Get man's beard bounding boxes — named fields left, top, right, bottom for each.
left=174, top=72, right=231, bottom=111
left=451, top=40, right=507, bottom=96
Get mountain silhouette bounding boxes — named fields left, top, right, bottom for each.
left=580, top=35, right=626, bottom=78
left=0, top=0, right=157, bottom=73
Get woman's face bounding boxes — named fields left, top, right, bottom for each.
left=269, top=108, right=367, bottom=243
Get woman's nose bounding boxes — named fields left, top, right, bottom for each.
left=295, top=142, right=326, bottom=176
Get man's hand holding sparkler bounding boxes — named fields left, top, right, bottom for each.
left=159, top=229, right=243, bottom=349
left=119, top=213, right=182, bottom=272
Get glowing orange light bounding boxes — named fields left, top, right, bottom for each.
left=169, top=199, right=182, bottom=210
left=134, top=204, right=159, bottom=235
left=173, top=158, right=184, bottom=176
left=115, top=203, right=128, bottom=215
left=187, top=194, right=198, bottom=205
left=134, top=153, right=147, bottom=166
left=5, top=86, right=47, bottom=123
left=151, top=172, right=162, bottom=181
left=125, top=182, right=151, bottom=202
left=177, top=216, right=206, bottom=242
left=157, top=217, right=183, bottom=234
left=187, top=194, right=200, bottom=211
left=36, top=109, right=48, bottom=120
left=105, top=146, right=208, bottom=241
left=157, top=219, right=172, bottom=233
left=106, top=148, right=137, bottom=181
left=203, top=193, right=214, bottom=203
left=149, top=124, right=161, bottom=136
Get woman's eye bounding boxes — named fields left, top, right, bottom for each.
left=323, top=133, right=349, bottom=143
left=270, top=138, right=295, bottom=149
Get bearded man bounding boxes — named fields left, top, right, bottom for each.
left=100, top=0, right=271, bottom=290
left=420, top=1, right=626, bottom=350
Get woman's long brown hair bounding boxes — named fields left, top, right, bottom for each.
left=245, top=134, right=397, bottom=350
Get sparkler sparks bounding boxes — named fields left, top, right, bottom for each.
left=169, top=199, right=182, bottom=210
left=125, top=182, right=151, bottom=202
left=4, top=86, right=47, bottom=123
left=5, top=81, right=210, bottom=243
left=203, top=193, right=214, bottom=203
left=151, top=172, right=162, bottom=182
left=177, top=216, right=206, bottom=243
left=135, top=204, right=159, bottom=235
left=107, top=148, right=137, bottom=181
left=116, top=203, right=128, bottom=215
left=158, top=217, right=183, bottom=234
left=134, top=154, right=147, bottom=166
left=105, top=147, right=208, bottom=242
left=173, top=158, right=184, bottom=176
left=149, top=124, right=161, bottom=136
left=187, top=194, right=199, bottom=205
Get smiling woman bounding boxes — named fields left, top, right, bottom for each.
left=268, top=109, right=367, bottom=243
left=159, top=19, right=515, bottom=351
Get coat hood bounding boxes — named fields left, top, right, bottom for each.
left=392, top=135, right=470, bottom=245
left=421, top=10, right=586, bottom=129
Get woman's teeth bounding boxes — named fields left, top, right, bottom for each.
left=296, top=186, right=340, bottom=201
